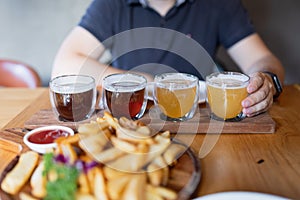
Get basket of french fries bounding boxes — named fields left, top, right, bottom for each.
left=0, top=112, right=201, bottom=200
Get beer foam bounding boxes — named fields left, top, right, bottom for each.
left=207, top=74, right=249, bottom=89
left=156, top=79, right=198, bottom=90
left=105, top=81, right=145, bottom=92
left=103, top=73, right=146, bottom=92
left=51, top=83, right=93, bottom=94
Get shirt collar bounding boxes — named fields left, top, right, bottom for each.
left=176, top=0, right=186, bottom=6
left=126, top=0, right=193, bottom=7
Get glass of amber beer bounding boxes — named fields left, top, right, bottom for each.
left=206, top=72, right=250, bottom=121
left=153, top=73, right=199, bottom=121
left=102, top=73, right=148, bottom=120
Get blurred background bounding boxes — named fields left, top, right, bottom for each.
left=0, top=0, right=299, bottom=86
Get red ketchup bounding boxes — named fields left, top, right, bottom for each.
left=28, top=129, right=70, bottom=144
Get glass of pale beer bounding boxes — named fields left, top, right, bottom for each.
left=153, top=73, right=199, bottom=121
left=206, top=72, right=250, bottom=121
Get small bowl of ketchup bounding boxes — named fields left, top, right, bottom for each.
left=23, top=125, right=74, bottom=154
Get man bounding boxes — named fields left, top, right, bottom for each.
left=52, top=0, right=284, bottom=117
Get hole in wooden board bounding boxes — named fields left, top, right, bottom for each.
left=257, top=159, right=265, bottom=164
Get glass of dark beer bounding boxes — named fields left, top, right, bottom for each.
left=102, top=73, right=148, bottom=120
left=49, top=75, right=97, bottom=122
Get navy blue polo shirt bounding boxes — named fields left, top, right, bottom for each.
left=79, top=0, right=255, bottom=79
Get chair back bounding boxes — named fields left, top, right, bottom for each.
left=0, top=59, right=42, bottom=88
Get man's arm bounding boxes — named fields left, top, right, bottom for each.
left=228, top=33, right=285, bottom=117
left=52, top=26, right=127, bottom=85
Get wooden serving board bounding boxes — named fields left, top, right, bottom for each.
left=23, top=108, right=276, bottom=134
left=0, top=138, right=22, bottom=175
left=140, top=108, right=276, bottom=134
left=24, top=109, right=101, bottom=131
left=0, top=129, right=30, bottom=154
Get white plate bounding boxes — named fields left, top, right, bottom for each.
left=147, top=80, right=206, bottom=104
left=193, top=191, right=289, bottom=200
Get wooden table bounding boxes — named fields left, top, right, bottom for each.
left=0, top=85, right=300, bottom=199
left=0, top=88, right=47, bottom=130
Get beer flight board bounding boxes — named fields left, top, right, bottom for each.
left=24, top=109, right=275, bottom=134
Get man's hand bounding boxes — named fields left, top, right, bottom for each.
left=241, top=72, right=275, bottom=117
left=228, top=33, right=284, bottom=117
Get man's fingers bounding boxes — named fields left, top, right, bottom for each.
left=242, top=72, right=274, bottom=117
left=247, top=72, right=264, bottom=94
left=243, top=92, right=273, bottom=117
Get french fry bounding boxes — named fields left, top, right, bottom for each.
left=19, top=192, right=39, bottom=200
left=121, top=173, right=146, bottom=200
left=103, top=111, right=118, bottom=130
left=103, top=166, right=128, bottom=180
left=152, top=155, right=169, bottom=168
left=55, top=134, right=80, bottom=155
left=152, top=155, right=169, bottom=186
left=78, top=173, right=91, bottom=194
left=1, top=151, right=39, bottom=195
left=96, top=117, right=106, bottom=124
left=163, top=143, right=186, bottom=165
left=79, top=133, right=108, bottom=155
left=75, top=193, right=96, bottom=200
left=147, top=155, right=169, bottom=186
left=96, top=119, right=110, bottom=130
left=146, top=138, right=171, bottom=165
left=116, top=126, right=151, bottom=142
left=146, top=184, right=177, bottom=200
left=118, top=117, right=151, bottom=136
left=30, top=161, right=46, bottom=198
left=116, top=116, right=153, bottom=143
left=92, top=147, right=126, bottom=164
left=160, top=130, right=170, bottom=138
left=136, top=143, right=150, bottom=153
left=117, top=130, right=155, bottom=145
left=107, top=174, right=130, bottom=200
left=119, top=116, right=136, bottom=127
left=86, top=167, right=96, bottom=194
left=55, top=134, right=80, bottom=145
left=136, top=126, right=151, bottom=135
left=93, top=167, right=109, bottom=200
left=147, top=163, right=164, bottom=186
left=80, top=119, right=111, bottom=135
left=60, top=142, right=77, bottom=164
left=78, top=122, right=108, bottom=135
left=102, top=128, right=113, bottom=139
left=111, top=136, right=137, bottom=153
left=79, top=154, right=94, bottom=163
left=146, top=190, right=164, bottom=200
left=154, top=134, right=171, bottom=144
left=47, top=170, right=58, bottom=182
left=108, top=152, right=147, bottom=172
left=161, top=164, right=169, bottom=186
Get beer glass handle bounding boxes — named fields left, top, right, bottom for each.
left=146, top=82, right=156, bottom=101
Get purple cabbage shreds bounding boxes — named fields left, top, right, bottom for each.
left=74, top=160, right=100, bottom=173
left=54, top=154, right=101, bottom=173
left=82, top=161, right=98, bottom=173
left=74, top=160, right=84, bottom=172
left=85, top=161, right=99, bottom=171
left=54, top=154, right=69, bottom=164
